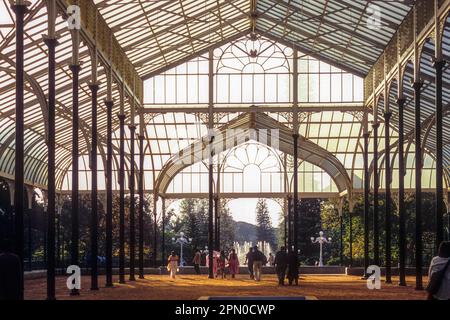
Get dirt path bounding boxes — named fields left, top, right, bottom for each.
left=25, top=274, right=429, bottom=300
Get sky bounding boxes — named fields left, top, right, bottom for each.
left=227, top=198, right=281, bottom=226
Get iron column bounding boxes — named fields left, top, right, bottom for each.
left=138, top=134, right=145, bottom=279
left=372, top=122, right=380, bottom=266
left=161, top=198, right=166, bottom=266
left=208, top=137, right=214, bottom=279
left=339, top=212, right=344, bottom=266
left=287, top=195, right=292, bottom=249
left=118, top=113, right=126, bottom=284
left=293, top=133, right=299, bottom=254
left=105, top=100, right=114, bottom=287
left=69, top=62, right=81, bottom=296
left=434, top=59, right=445, bottom=250
left=384, top=112, right=392, bottom=283
left=363, top=132, right=370, bottom=277
left=153, top=196, right=158, bottom=267
left=44, top=34, right=58, bottom=300
left=12, top=1, right=28, bottom=300
left=413, top=81, right=424, bottom=290
left=89, top=83, right=99, bottom=290
left=214, top=196, right=219, bottom=250
left=129, top=125, right=136, bottom=281
left=397, top=98, right=407, bottom=286
left=349, top=209, right=353, bottom=267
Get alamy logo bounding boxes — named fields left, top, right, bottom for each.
left=67, top=5, right=81, bottom=30
left=366, top=265, right=381, bottom=290
left=66, top=265, right=81, bottom=290
left=367, top=4, right=382, bottom=30
left=171, top=128, right=280, bottom=165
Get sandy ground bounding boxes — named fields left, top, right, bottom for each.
left=24, top=274, right=429, bottom=300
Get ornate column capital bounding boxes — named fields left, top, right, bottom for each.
left=384, top=112, right=392, bottom=121
left=42, top=36, right=59, bottom=47
left=11, top=1, right=30, bottom=14
left=411, top=81, right=424, bottom=91
left=88, top=83, right=100, bottom=92
left=104, top=100, right=114, bottom=109
left=396, top=98, right=406, bottom=106
left=69, top=64, right=82, bottom=74
left=432, top=59, right=446, bottom=70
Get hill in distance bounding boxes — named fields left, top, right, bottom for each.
left=234, top=221, right=257, bottom=243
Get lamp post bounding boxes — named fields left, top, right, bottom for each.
left=311, top=231, right=332, bottom=267
left=172, top=232, right=192, bottom=267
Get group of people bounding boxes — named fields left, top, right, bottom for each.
left=168, top=245, right=300, bottom=284
left=244, top=246, right=300, bottom=285
left=274, top=247, right=300, bottom=286
left=203, top=249, right=240, bottom=279
left=165, top=241, right=450, bottom=297
left=1, top=237, right=450, bottom=299
left=167, top=248, right=242, bottom=279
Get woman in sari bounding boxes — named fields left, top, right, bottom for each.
left=228, top=248, right=240, bottom=278
left=205, top=250, right=220, bottom=277
left=167, top=251, right=179, bottom=279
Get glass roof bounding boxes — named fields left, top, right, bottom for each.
left=0, top=1, right=448, bottom=198
left=93, top=0, right=413, bottom=78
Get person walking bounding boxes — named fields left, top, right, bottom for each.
left=206, top=250, right=220, bottom=277
left=167, top=251, right=179, bottom=279
left=287, top=249, right=299, bottom=286
left=252, top=246, right=267, bottom=282
left=268, top=253, right=274, bottom=266
left=228, top=248, right=240, bottom=279
left=0, top=239, right=22, bottom=300
left=274, top=247, right=288, bottom=286
left=244, top=247, right=254, bottom=279
left=193, top=249, right=201, bottom=275
left=427, top=241, right=450, bottom=300
left=217, top=251, right=227, bottom=279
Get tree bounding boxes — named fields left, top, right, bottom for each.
left=276, top=211, right=286, bottom=248
left=219, top=200, right=235, bottom=249
left=297, top=199, right=322, bottom=265
left=255, top=199, right=276, bottom=249
left=172, top=199, right=210, bottom=260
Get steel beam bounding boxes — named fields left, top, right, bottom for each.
left=142, top=103, right=364, bottom=114
left=365, top=0, right=449, bottom=106
left=57, top=0, right=142, bottom=102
